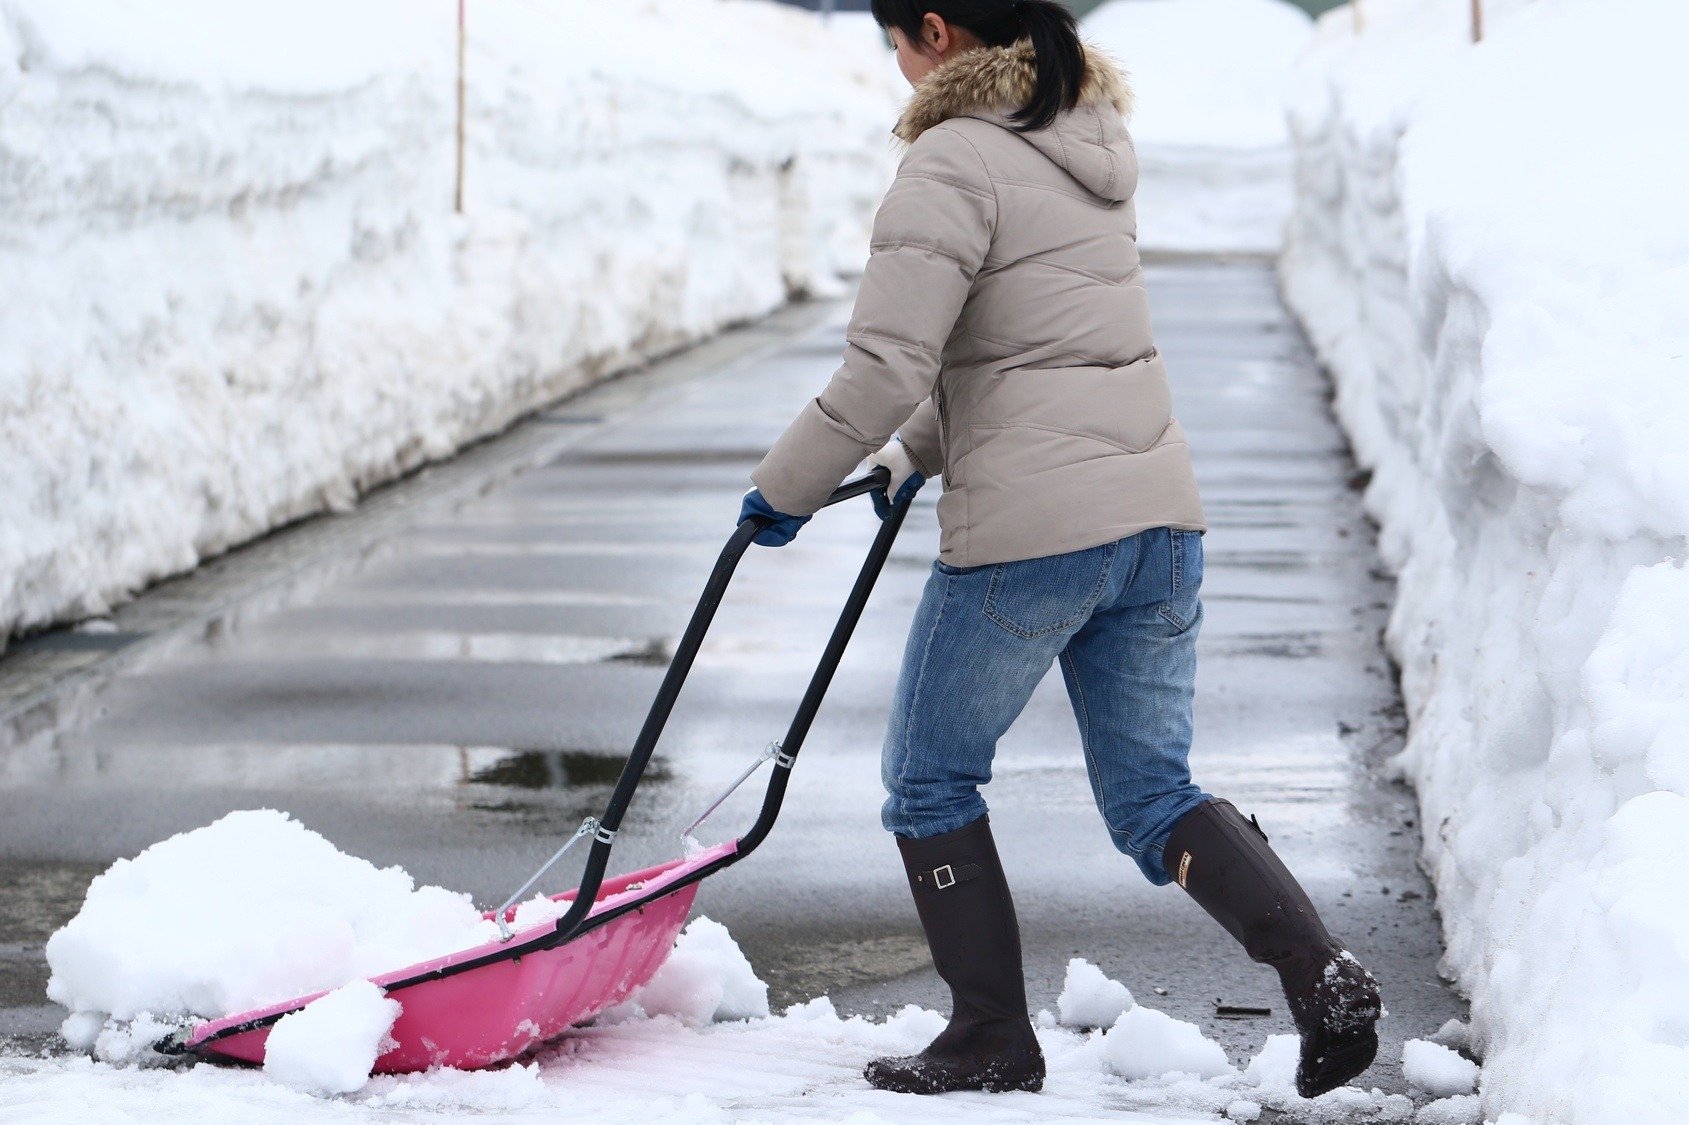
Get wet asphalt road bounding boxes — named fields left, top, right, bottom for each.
left=0, top=260, right=1463, bottom=1102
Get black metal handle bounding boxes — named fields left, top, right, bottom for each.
left=547, top=467, right=902, bottom=943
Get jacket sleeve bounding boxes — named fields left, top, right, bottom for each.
left=752, top=125, right=996, bottom=514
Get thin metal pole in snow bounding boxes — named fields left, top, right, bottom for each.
left=1351, top=0, right=1363, bottom=34
left=455, top=0, right=467, bottom=213
left=820, top=0, right=835, bottom=22
left=1471, top=0, right=1483, bottom=42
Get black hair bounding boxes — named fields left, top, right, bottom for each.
left=869, top=0, right=1084, bottom=132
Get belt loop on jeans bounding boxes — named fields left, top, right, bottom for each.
left=913, top=861, right=982, bottom=892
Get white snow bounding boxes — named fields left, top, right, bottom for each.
left=1415, top=1094, right=1482, bottom=1125
left=0, top=996, right=1421, bottom=1122
left=0, top=0, right=900, bottom=644
left=603, top=917, right=770, bottom=1028
left=1241, top=1032, right=1299, bottom=1093
left=262, top=981, right=401, bottom=1096
left=1100, top=1004, right=1233, bottom=1081
left=1083, top=0, right=1314, bottom=253
left=44, top=809, right=537, bottom=1051
left=1400, top=1039, right=1478, bottom=1098
left=1280, top=1, right=1689, bottom=1121
left=1055, top=956, right=1134, bottom=1029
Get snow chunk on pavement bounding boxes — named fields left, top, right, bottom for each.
left=45, top=810, right=501, bottom=1050
left=615, top=917, right=769, bottom=1027
left=1415, top=1094, right=1482, bottom=1125
left=1101, top=1004, right=1233, bottom=1080
left=1402, top=1039, right=1478, bottom=1097
left=1056, top=958, right=1134, bottom=1028
left=1242, top=1033, right=1299, bottom=1092
left=262, top=981, right=400, bottom=1096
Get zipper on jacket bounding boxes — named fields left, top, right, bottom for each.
left=934, top=380, right=950, bottom=480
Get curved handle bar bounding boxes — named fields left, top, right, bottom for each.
left=545, top=465, right=902, bottom=945
left=739, top=466, right=891, bottom=532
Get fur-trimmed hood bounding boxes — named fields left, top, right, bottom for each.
left=893, top=40, right=1136, bottom=202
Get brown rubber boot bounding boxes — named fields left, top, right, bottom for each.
left=864, top=816, right=1045, bottom=1094
left=1164, top=798, right=1382, bottom=1098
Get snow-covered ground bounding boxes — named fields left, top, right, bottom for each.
left=8, top=810, right=1448, bottom=1123
left=1082, top=0, right=1314, bottom=254
left=1280, top=1, right=1689, bottom=1121
left=0, top=0, right=899, bottom=645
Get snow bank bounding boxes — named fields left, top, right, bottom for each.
left=0, top=0, right=899, bottom=643
left=1082, top=0, right=1314, bottom=253
left=1280, top=1, right=1689, bottom=1121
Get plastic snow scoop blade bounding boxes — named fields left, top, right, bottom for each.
left=170, top=468, right=908, bottom=1075
left=181, top=841, right=738, bottom=1072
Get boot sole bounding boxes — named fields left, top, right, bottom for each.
left=1296, top=1027, right=1379, bottom=1099
left=864, top=1060, right=1044, bottom=1096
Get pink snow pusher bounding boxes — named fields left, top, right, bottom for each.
left=169, top=470, right=907, bottom=1073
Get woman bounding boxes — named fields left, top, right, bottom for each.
left=741, top=0, right=1381, bottom=1099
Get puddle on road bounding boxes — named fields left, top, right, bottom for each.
left=461, top=748, right=673, bottom=824
left=466, top=749, right=669, bottom=790
left=3, top=742, right=671, bottom=808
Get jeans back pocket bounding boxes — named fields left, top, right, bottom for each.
left=983, top=544, right=1114, bottom=639
left=1158, top=529, right=1204, bottom=632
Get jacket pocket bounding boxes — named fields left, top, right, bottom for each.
left=983, top=543, right=1114, bottom=639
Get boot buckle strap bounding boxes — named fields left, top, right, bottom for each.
left=917, top=862, right=981, bottom=891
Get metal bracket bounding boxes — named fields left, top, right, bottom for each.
left=492, top=817, right=601, bottom=942
left=679, top=742, right=788, bottom=843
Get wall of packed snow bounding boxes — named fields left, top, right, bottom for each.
left=0, top=0, right=898, bottom=644
left=1280, top=1, right=1689, bottom=1121
left=1083, top=0, right=1313, bottom=254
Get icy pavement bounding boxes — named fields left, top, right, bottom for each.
left=0, top=262, right=1466, bottom=1118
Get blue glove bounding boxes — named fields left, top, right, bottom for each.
left=867, top=439, right=926, bottom=521
left=739, top=489, right=811, bottom=547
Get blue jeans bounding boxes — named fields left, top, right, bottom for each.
left=881, top=527, right=1211, bottom=885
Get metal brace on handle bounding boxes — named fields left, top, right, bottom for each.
left=680, top=741, right=789, bottom=842
left=493, top=817, right=600, bottom=942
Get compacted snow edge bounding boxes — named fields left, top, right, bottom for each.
left=1280, top=1, right=1689, bottom=1122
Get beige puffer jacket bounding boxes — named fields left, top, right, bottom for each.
left=752, top=40, right=1205, bottom=567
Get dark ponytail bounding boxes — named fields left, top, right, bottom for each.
left=868, top=0, right=1086, bottom=132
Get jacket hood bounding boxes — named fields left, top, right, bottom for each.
left=893, top=40, right=1136, bottom=202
